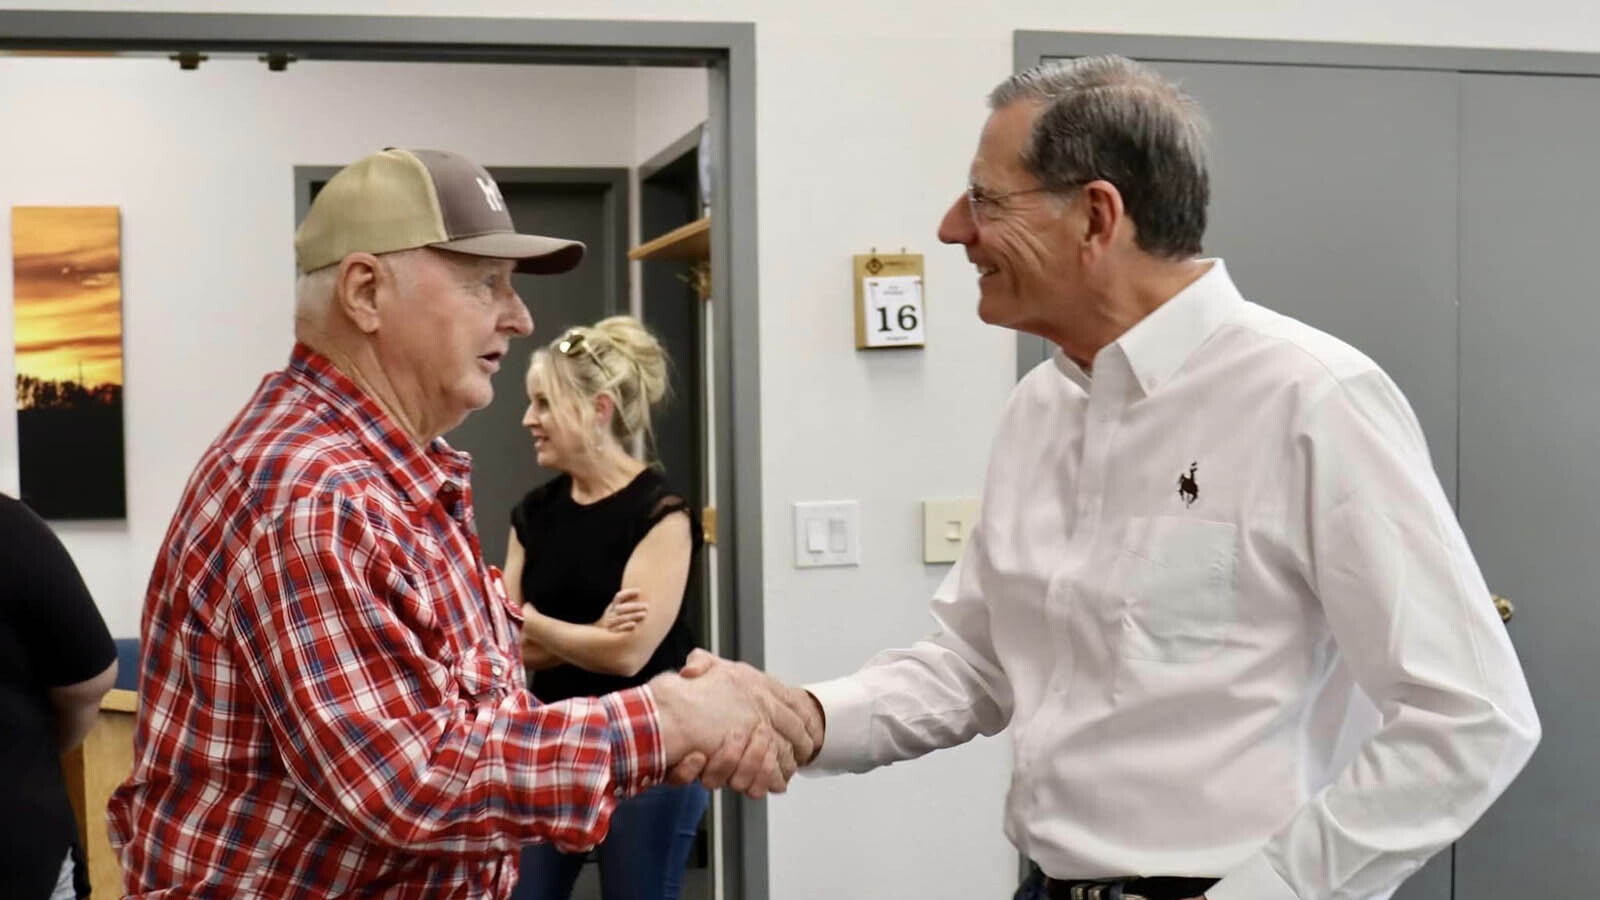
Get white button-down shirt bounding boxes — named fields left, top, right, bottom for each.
left=808, top=261, right=1539, bottom=900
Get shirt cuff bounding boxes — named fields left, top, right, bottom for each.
left=1205, top=853, right=1297, bottom=900
left=802, top=675, right=874, bottom=773
left=600, top=686, right=666, bottom=797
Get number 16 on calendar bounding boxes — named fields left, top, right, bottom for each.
left=853, top=253, right=926, bottom=350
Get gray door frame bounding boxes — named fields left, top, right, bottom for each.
left=0, top=11, right=767, bottom=899
left=1011, top=27, right=1600, bottom=900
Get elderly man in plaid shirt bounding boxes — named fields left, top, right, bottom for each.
left=108, top=149, right=816, bottom=899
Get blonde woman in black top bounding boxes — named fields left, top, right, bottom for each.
left=505, top=316, right=705, bottom=900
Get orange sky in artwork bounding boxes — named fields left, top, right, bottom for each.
left=12, top=205, right=123, bottom=388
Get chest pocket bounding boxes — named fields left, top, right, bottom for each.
left=1112, top=516, right=1238, bottom=662
left=453, top=640, right=517, bottom=702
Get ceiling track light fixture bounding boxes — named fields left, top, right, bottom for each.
left=169, top=50, right=206, bottom=71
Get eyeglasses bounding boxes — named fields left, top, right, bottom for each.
left=965, top=181, right=1087, bottom=223
left=556, top=330, right=611, bottom=378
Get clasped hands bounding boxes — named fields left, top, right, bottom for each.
left=546, top=589, right=823, bottom=799
left=649, top=647, right=824, bottom=800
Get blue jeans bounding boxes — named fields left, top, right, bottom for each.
left=514, top=782, right=710, bottom=900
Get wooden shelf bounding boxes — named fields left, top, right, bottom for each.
left=629, top=216, right=710, bottom=262
left=101, top=688, right=137, bottom=713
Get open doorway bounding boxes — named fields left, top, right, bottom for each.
left=0, top=13, right=766, bottom=900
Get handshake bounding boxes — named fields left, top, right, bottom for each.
left=648, top=649, right=825, bottom=799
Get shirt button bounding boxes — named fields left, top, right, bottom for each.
left=491, top=663, right=504, bottom=677
left=641, top=777, right=656, bottom=789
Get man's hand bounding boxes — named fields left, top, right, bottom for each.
left=648, top=651, right=820, bottom=798
left=665, top=650, right=826, bottom=788
left=594, top=588, right=647, bottom=633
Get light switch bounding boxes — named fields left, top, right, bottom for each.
left=806, top=519, right=828, bottom=553
left=828, top=517, right=849, bottom=553
left=794, top=500, right=861, bottom=568
left=923, top=497, right=980, bottom=564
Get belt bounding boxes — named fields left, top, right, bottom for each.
left=1043, top=876, right=1219, bottom=900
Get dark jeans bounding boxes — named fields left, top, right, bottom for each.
left=514, top=782, right=710, bottom=900
left=1015, top=864, right=1049, bottom=900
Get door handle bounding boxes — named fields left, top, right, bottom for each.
left=1492, top=594, right=1515, bottom=623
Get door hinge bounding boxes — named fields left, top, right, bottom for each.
left=701, top=506, right=717, bottom=545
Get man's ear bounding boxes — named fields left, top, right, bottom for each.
left=1079, top=179, right=1128, bottom=257
left=334, top=253, right=384, bottom=334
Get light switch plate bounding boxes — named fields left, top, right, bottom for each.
left=923, top=497, right=979, bottom=563
left=794, top=500, right=860, bottom=568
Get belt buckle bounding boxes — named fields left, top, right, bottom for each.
left=1068, top=884, right=1128, bottom=900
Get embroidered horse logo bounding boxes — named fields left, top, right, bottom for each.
left=1177, top=462, right=1199, bottom=508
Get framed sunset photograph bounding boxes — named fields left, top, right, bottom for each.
left=12, top=205, right=126, bottom=519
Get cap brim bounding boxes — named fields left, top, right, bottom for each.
left=432, top=232, right=586, bottom=274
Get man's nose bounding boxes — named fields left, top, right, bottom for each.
left=504, top=288, right=534, bottom=336
left=937, top=193, right=975, bottom=245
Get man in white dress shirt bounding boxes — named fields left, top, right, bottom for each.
left=724, top=55, right=1539, bottom=900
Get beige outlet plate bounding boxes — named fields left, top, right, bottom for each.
left=922, top=497, right=979, bottom=563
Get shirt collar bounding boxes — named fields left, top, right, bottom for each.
left=286, top=342, right=471, bottom=507
left=1111, top=258, right=1244, bottom=398
left=1051, top=350, right=1093, bottom=392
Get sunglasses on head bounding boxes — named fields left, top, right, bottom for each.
left=556, top=330, right=610, bottom=377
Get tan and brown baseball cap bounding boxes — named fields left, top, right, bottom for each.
left=294, top=148, right=585, bottom=275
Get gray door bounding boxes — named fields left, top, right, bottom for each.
left=1454, top=72, right=1600, bottom=896
left=1019, top=59, right=1463, bottom=900
left=1158, top=62, right=1461, bottom=500
left=445, top=172, right=629, bottom=567
left=1147, top=61, right=1458, bottom=900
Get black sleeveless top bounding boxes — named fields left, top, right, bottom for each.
left=510, top=467, right=701, bottom=703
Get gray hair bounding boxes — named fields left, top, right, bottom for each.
left=989, top=55, right=1210, bottom=258
left=292, top=264, right=339, bottom=336
left=291, top=248, right=423, bottom=338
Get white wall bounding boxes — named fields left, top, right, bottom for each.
left=634, top=65, right=708, bottom=167
left=9, top=3, right=1600, bottom=900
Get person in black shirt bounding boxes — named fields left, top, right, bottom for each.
left=0, top=493, right=118, bottom=899
left=507, top=316, right=706, bottom=900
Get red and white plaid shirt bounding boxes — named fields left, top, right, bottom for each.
left=109, top=344, right=665, bottom=899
